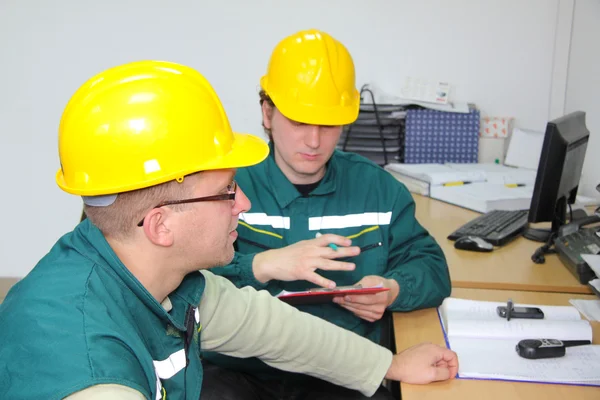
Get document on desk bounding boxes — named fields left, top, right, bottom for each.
left=569, top=299, right=600, bottom=322
left=438, top=298, right=600, bottom=386
left=384, top=163, right=536, bottom=209
left=430, top=182, right=533, bottom=213
left=581, top=254, right=600, bottom=277
left=445, top=163, right=538, bottom=185
left=384, top=163, right=487, bottom=185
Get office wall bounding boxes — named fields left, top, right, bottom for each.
left=565, top=0, right=600, bottom=199
left=0, top=0, right=581, bottom=277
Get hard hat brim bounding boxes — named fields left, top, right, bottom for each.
left=202, top=131, right=270, bottom=171
left=56, top=132, right=269, bottom=196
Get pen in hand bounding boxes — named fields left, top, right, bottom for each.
left=360, top=242, right=383, bottom=252
left=316, top=232, right=382, bottom=254
left=315, top=232, right=338, bottom=250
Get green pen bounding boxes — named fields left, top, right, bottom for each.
left=316, top=232, right=338, bottom=250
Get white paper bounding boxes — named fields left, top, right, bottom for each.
left=441, top=298, right=582, bottom=322
left=383, top=163, right=486, bottom=185
left=581, top=254, right=600, bottom=277
left=569, top=299, right=600, bottom=322
left=438, top=298, right=600, bottom=385
left=505, top=128, right=545, bottom=170
left=451, top=338, right=600, bottom=384
left=361, top=82, right=470, bottom=113
left=447, top=319, right=592, bottom=341
left=574, top=195, right=600, bottom=207
left=441, top=300, right=590, bottom=342
left=430, top=182, right=533, bottom=213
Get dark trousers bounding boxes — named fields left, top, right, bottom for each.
left=201, top=362, right=395, bottom=400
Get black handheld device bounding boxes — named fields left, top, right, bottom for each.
left=516, top=338, right=591, bottom=359
left=496, top=299, right=544, bottom=321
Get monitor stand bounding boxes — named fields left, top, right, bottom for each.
left=523, top=197, right=568, bottom=243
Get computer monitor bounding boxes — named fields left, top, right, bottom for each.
left=526, top=111, right=589, bottom=242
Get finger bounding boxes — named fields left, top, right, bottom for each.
left=445, top=350, right=459, bottom=378
left=304, top=271, right=336, bottom=289
left=343, top=292, right=387, bottom=305
left=337, top=303, right=381, bottom=322
left=336, top=297, right=387, bottom=315
left=315, top=233, right=352, bottom=247
left=431, top=365, right=452, bottom=382
left=433, top=347, right=458, bottom=378
left=353, top=275, right=383, bottom=288
left=317, top=246, right=361, bottom=260
left=314, top=259, right=356, bottom=272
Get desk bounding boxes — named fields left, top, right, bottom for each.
left=394, top=288, right=600, bottom=399
left=412, top=194, right=592, bottom=294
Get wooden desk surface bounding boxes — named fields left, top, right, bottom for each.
left=412, top=194, right=592, bottom=294
left=394, top=288, right=600, bottom=399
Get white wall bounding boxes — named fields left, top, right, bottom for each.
left=565, top=0, right=600, bottom=199
left=0, top=0, right=583, bottom=276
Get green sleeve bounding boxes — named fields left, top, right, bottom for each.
left=210, top=252, right=270, bottom=290
left=383, top=186, right=451, bottom=311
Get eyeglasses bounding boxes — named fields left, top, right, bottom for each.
left=137, top=181, right=237, bottom=227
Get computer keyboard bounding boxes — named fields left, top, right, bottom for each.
left=447, top=210, right=529, bottom=246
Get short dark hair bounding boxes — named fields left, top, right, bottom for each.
left=259, top=90, right=275, bottom=139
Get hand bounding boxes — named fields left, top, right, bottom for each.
left=332, top=275, right=400, bottom=322
left=385, top=343, right=459, bottom=384
left=252, top=234, right=360, bottom=288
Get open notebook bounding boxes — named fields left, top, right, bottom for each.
left=438, top=298, right=600, bottom=386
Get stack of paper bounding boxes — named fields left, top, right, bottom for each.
left=429, top=182, right=533, bottom=213
left=439, top=298, right=600, bottom=386
left=384, top=163, right=536, bottom=212
left=581, top=254, right=600, bottom=299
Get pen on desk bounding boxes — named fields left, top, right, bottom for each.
left=505, top=183, right=527, bottom=188
left=443, top=181, right=472, bottom=187
left=316, top=232, right=338, bottom=251
left=360, top=242, right=383, bottom=253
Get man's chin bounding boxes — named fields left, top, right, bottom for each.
left=216, top=248, right=235, bottom=267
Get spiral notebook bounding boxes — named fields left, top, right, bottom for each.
left=438, top=298, right=600, bottom=386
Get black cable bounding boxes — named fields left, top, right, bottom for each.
left=568, top=203, right=573, bottom=222
left=531, top=232, right=557, bottom=264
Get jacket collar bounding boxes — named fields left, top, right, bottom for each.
left=73, top=219, right=204, bottom=330
left=265, top=141, right=338, bottom=209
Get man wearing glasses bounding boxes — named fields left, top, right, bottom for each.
left=0, top=60, right=457, bottom=400
left=202, top=29, right=452, bottom=399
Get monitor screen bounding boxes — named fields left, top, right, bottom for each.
left=527, top=111, right=589, bottom=239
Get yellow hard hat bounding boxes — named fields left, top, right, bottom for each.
left=56, top=60, right=269, bottom=196
left=260, top=29, right=359, bottom=126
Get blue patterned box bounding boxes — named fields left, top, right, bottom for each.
left=404, top=107, right=480, bottom=163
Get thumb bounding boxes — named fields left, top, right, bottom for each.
left=431, top=365, right=452, bottom=382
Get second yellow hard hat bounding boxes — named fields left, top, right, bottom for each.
left=260, top=29, right=360, bottom=126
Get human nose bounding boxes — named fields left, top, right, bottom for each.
left=232, top=186, right=251, bottom=215
left=304, top=125, right=320, bottom=149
